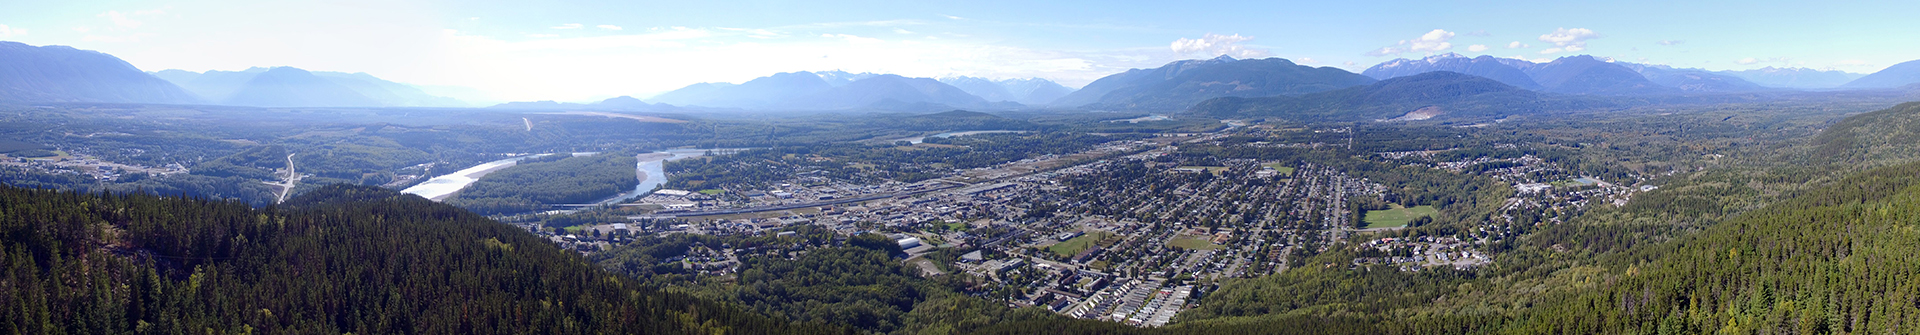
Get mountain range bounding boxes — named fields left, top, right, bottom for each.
left=11, top=40, right=1920, bottom=114
left=1187, top=71, right=1612, bottom=121
left=0, top=41, right=200, bottom=104
left=1718, top=67, right=1865, bottom=88
left=645, top=71, right=1029, bottom=111
left=155, top=67, right=469, bottom=107
left=1053, top=56, right=1379, bottom=111
left=938, top=76, right=1076, bottom=105
left=488, top=95, right=662, bottom=111
left=1842, top=59, right=1920, bottom=89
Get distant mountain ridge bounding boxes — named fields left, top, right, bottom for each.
left=1187, top=71, right=1611, bottom=121
left=1615, top=63, right=1766, bottom=93
left=648, top=71, right=1007, bottom=111
left=157, top=67, right=469, bottom=107
left=487, top=95, right=665, bottom=111
left=1363, top=53, right=1543, bottom=90
left=1507, top=55, right=1676, bottom=95
left=1843, top=59, right=1920, bottom=89
left=1055, top=56, right=1379, bottom=111
left=937, top=76, right=1076, bottom=106
left=0, top=41, right=200, bottom=104
left=1717, top=67, right=1864, bottom=88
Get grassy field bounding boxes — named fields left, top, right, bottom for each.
left=1262, top=163, right=1296, bottom=175
left=1167, top=235, right=1225, bottom=250
left=1049, top=231, right=1114, bottom=257
left=698, top=189, right=724, bottom=195
left=1362, top=205, right=1438, bottom=229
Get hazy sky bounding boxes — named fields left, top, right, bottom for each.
left=3, top=0, right=1917, bottom=102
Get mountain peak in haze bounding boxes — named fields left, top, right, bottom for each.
left=0, top=41, right=200, bottom=104
left=1363, top=54, right=1541, bottom=90
left=1053, top=57, right=1376, bottom=111
left=1842, top=59, right=1920, bottom=89
left=1717, top=67, right=1863, bottom=89
left=936, top=76, right=1075, bottom=106
left=157, top=67, right=467, bottom=107
left=1517, top=55, right=1675, bottom=95
left=221, top=67, right=382, bottom=107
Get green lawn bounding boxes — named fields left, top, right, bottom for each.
left=1167, top=235, right=1224, bottom=250
left=1049, top=231, right=1114, bottom=257
left=698, top=189, right=724, bottom=195
left=1362, top=205, right=1438, bottom=229
left=1262, top=163, right=1296, bottom=175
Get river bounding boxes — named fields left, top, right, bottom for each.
left=889, top=130, right=1028, bottom=144
left=402, top=148, right=747, bottom=204
left=589, top=148, right=749, bottom=205
left=400, top=154, right=557, bottom=201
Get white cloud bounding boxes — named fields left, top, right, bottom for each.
left=1507, top=41, right=1529, bottom=48
left=1539, top=48, right=1563, bottom=54
left=893, top=28, right=914, bottom=34
left=941, top=14, right=965, bottom=20
left=1409, top=29, right=1454, bottom=52
left=1538, top=28, right=1600, bottom=52
left=597, top=25, right=622, bottom=31
left=1658, top=40, right=1683, bottom=46
left=82, top=32, right=158, bottom=42
left=1299, top=57, right=1317, bottom=64
left=1737, top=57, right=1758, bottom=65
left=551, top=23, right=583, bottom=29
left=823, top=33, right=882, bottom=44
left=99, top=11, right=143, bottom=28
left=1170, top=33, right=1270, bottom=58
left=1366, top=29, right=1454, bottom=56
left=525, top=33, right=559, bottom=38
left=0, top=24, right=24, bottom=37
left=1467, top=44, right=1488, bottom=52
left=1465, top=30, right=1491, bottom=37
left=1343, top=61, right=1357, bottom=66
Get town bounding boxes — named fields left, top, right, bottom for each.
left=505, top=123, right=1661, bottom=327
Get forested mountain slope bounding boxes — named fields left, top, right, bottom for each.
left=0, top=184, right=846, bottom=334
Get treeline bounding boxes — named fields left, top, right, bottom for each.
left=594, top=230, right=1062, bottom=335
left=1512, top=161, right=1920, bottom=334
left=667, top=131, right=1138, bottom=191
left=449, top=153, right=638, bottom=215
left=0, top=184, right=850, bottom=334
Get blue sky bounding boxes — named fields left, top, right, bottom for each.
left=3, top=0, right=1917, bottom=102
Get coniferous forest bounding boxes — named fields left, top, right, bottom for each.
left=0, top=184, right=848, bottom=335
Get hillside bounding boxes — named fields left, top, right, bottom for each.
left=220, top=67, right=384, bottom=107
left=1811, top=101, right=1920, bottom=166
left=0, top=184, right=845, bottom=334
left=1841, top=59, right=1920, bottom=89
left=1054, top=56, right=1376, bottom=111
left=1185, top=71, right=1608, bottom=121
left=0, top=41, right=200, bottom=104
